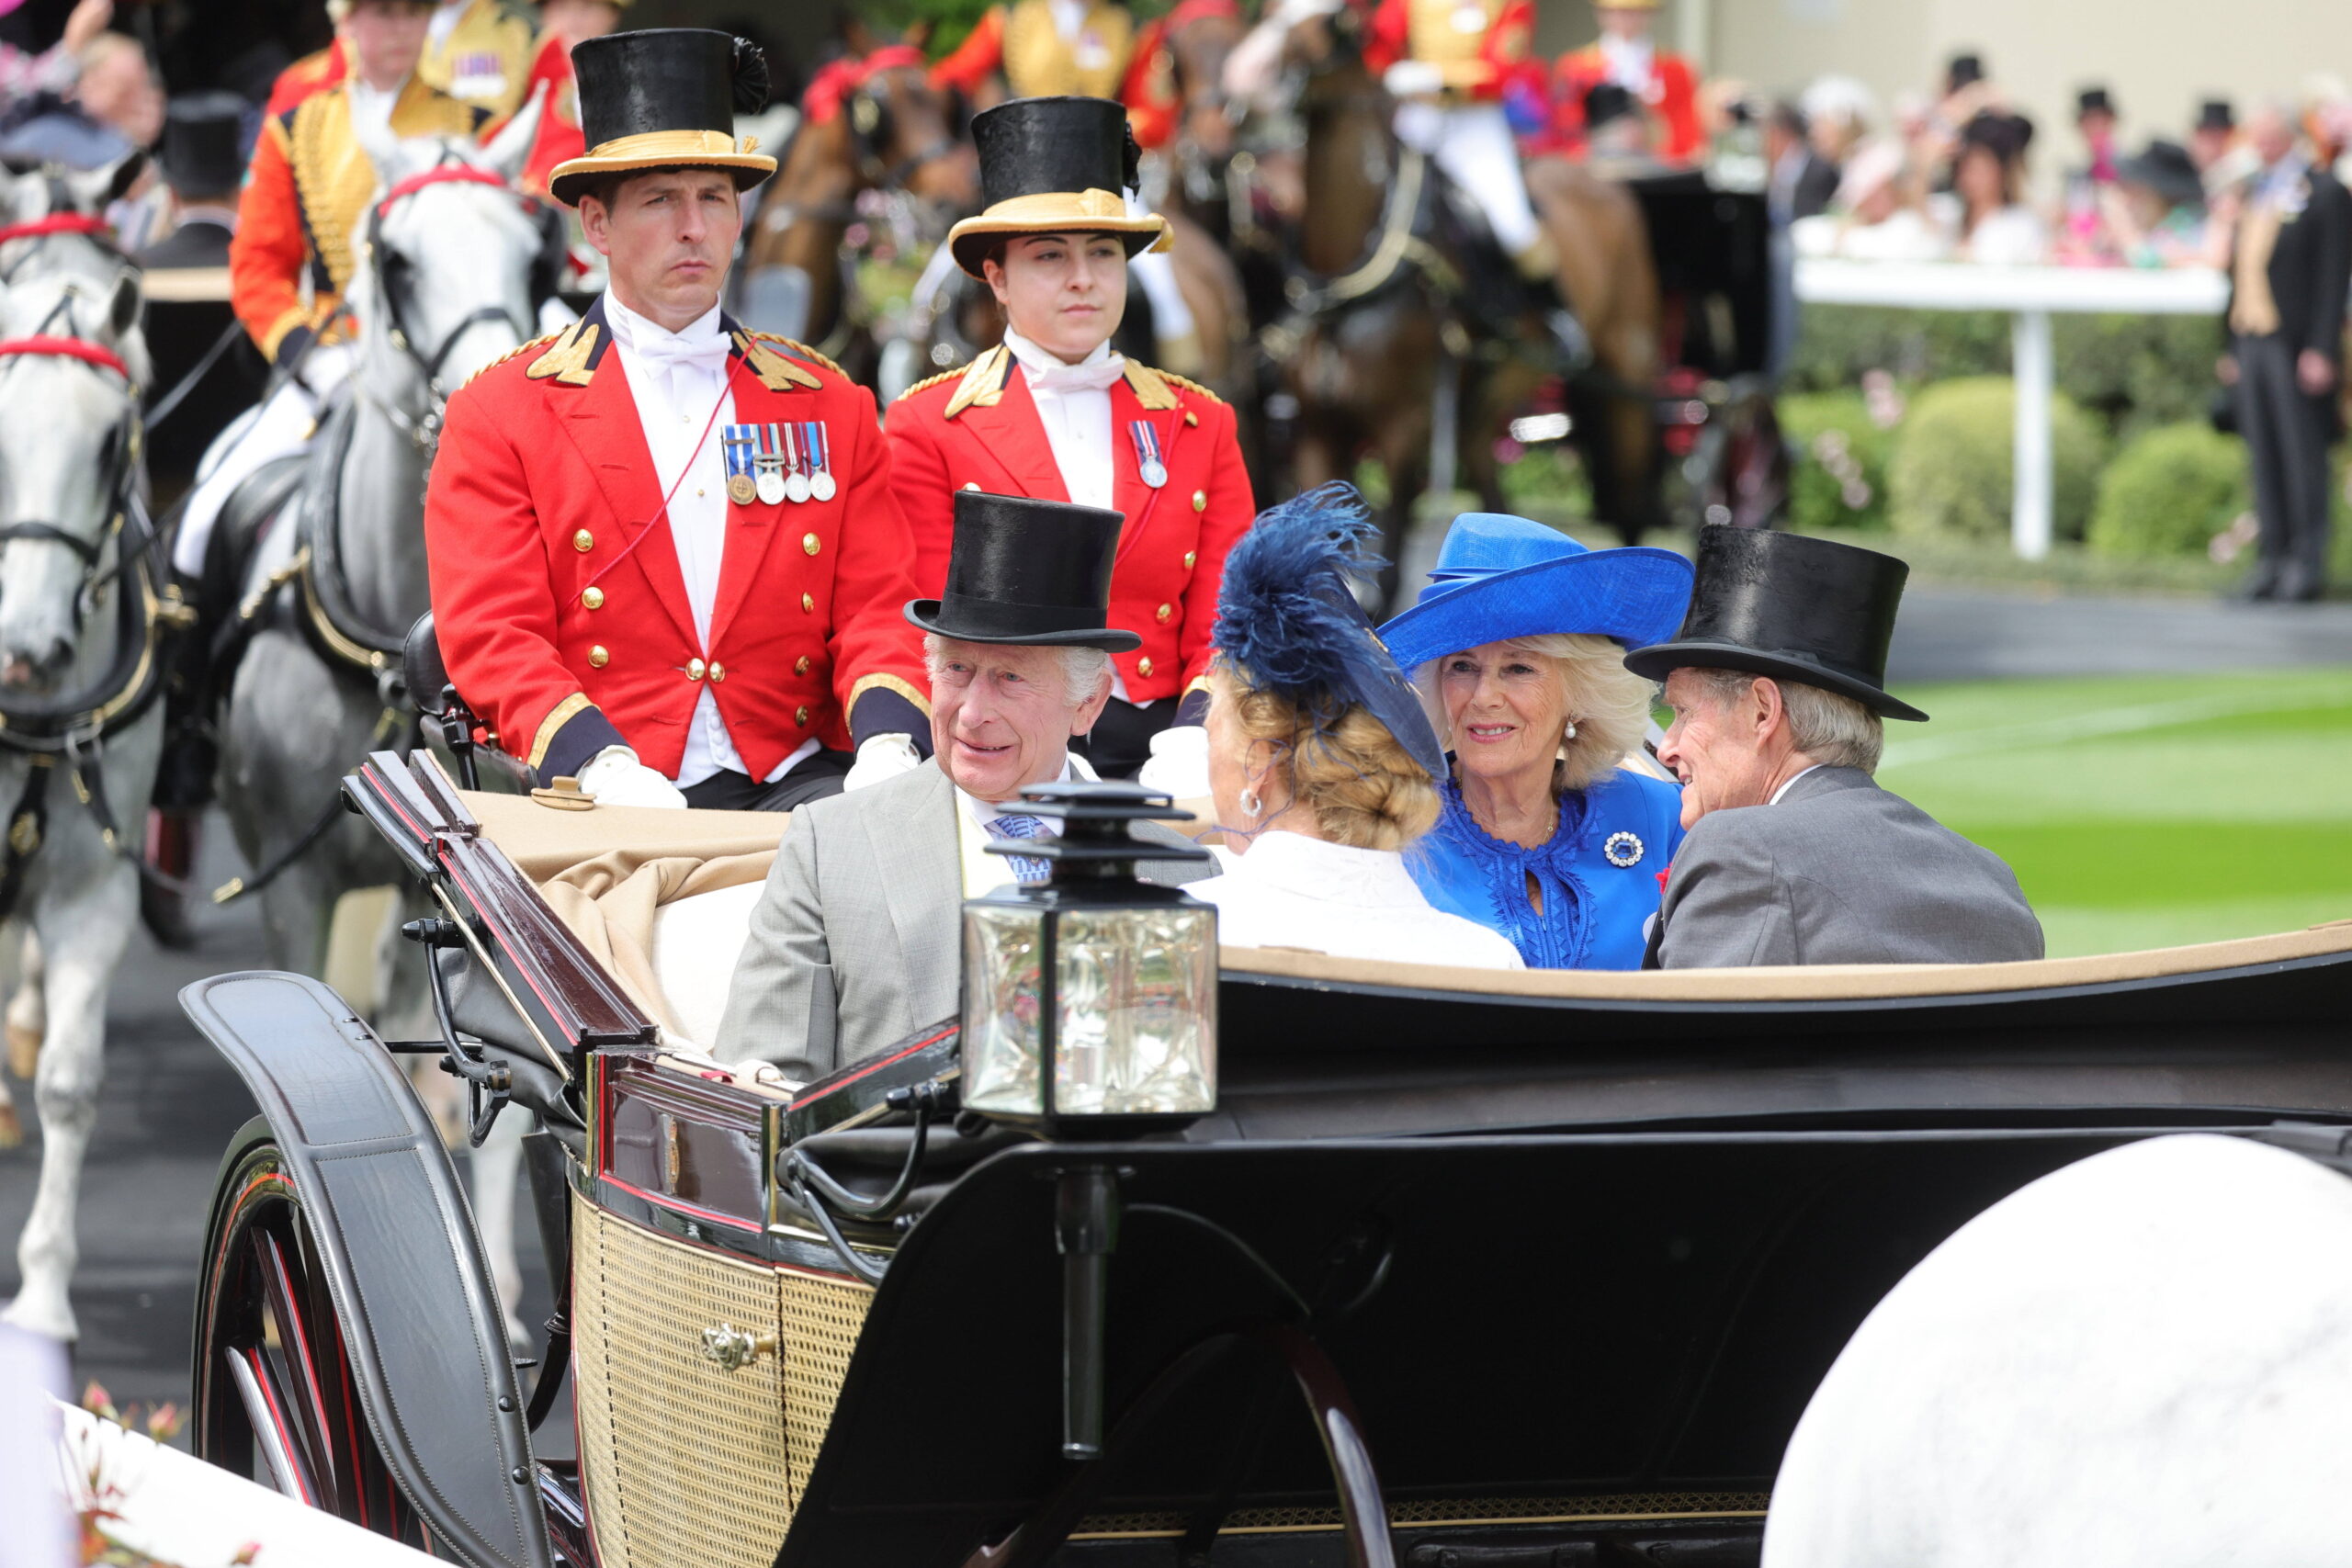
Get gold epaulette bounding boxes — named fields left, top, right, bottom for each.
left=944, top=344, right=1012, bottom=418
left=463, top=331, right=560, bottom=390
left=526, top=319, right=600, bottom=386
left=732, top=330, right=824, bottom=390
left=896, top=365, right=966, bottom=402
left=749, top=331, right=847, bottom=381
left=1161, top=370, right=1225, bottom=406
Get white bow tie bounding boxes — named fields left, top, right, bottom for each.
left=1023, top=353, right=1126, bottom=395
left=629, top=329, right=729, bottom=380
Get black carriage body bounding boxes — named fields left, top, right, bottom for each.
left=181, top=751, right=2352, bottom=1568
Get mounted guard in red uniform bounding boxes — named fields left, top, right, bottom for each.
left=425, top=28, right=930, bottom=811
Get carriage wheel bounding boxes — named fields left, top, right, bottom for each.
left=192, top=1117, right=428, bottom=1548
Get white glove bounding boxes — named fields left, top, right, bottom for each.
left=577, top=747, right=688, bottom=809
left=842, top=732, right=923, bottom=793
left=1384, top=59, right=1445, bottom=98
left=1136, top=723, right=1213, bottom=800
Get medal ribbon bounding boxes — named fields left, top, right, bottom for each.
left=802, top=422, right=827, bottom=485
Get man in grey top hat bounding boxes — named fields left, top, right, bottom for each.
left=1624, top=527, right=2042, bottom=969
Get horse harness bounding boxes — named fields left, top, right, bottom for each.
left=0, top=323, right=187, bottom=919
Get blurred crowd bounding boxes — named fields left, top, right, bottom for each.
left=1767, top=51, right=2324, bottom=271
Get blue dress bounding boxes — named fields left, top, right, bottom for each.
left=1407, top=768, right=1686, bottom=970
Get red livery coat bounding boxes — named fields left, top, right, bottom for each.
left=884, top=346, right=1253, bottom=702
left=425, top=297, right=931, bottom=786
left=1554, top=43, right=1704, bottom=163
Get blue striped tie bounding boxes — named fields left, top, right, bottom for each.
left=988, top=813, right=1052, bottom=885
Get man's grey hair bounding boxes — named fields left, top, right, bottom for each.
left=923, top=634, right=1112, bottom=709
left=1684, top=667, right=1884, bottom=774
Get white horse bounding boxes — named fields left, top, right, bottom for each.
left=212, top=105, right=547, bottom=1344
left=1765, top=1133, right=2352, bottom=1567
left=0, top=164, right=162, bottom=1343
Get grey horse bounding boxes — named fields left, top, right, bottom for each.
left=213, top=103, right=546, bottom=1339
left=0, top=161, right=162, bottom=1343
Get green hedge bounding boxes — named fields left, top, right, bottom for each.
left=1887, top=377, right=2104, bottom=544
left=1781, top=390, right=1897, bottom=534
left=1791, top=306, right=2220, bottom=442
left=2087, top=422, right=2249, bottom=559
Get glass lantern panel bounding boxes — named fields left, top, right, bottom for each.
left=962, top=904, right=1046, bottom=1115
left=1053, top=906, right=1218, bottom=1117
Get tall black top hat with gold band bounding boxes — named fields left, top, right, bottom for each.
left=944, top=96, right=1172, bottom=278
left=548, top=28, right=777, bottom=207
left=905, top=491, right=1143, bottom=653
left=1622, top=525, right=1928, bottom=721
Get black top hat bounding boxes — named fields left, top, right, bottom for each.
left=2075, top=85, right=2115, bottom=118
left=945, top=96, right=1170, bottom=277
left=160, top=92, right=244, bottom=197
left=1623, top=527, right=1928, bottom=721
left=1584, top=81, right=1640, bottom=131
left=2116, top=138, right=2204, bottom=208
left=547, top=28, right=777, bottom=206
left=1961, top=109, right=2033, bottom=164
left=905, top=491, right=1142, bottom=652
left=1946, top=52, right=1984, bottom=90
left=2199, top=98, right=2235, bottom=133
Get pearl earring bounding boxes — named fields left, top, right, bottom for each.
left=1563, top=717, right=1578, bottom=740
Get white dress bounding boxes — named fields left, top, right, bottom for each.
left=1191, top=830, right=1525, bottom=970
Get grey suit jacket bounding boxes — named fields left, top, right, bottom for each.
left=715, top=763, right=1211, bottom=1078
left=1651, top=766, right=2043, bottom=968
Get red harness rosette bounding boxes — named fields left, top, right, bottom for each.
left=804, top=43, right=929, bottom=124
left=375, top=164, right=520, bottom=217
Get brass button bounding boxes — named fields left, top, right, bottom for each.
left=1184, top=411, right=1199, bottom=427
left=686, top=658, right=707, bottom=681
left=581, top=586, right=605, bottom=610
left=794, top=705, right=810, bottom=727
left=1137, top=656, right=1154, bottom=678
left=572, top=528, right=594, bottom=552
left=801, top=592, right=814, bottom=614
left=1183, top=550, right=1197, bottom=570
left=708, top=661, right=726, bottom=682
left=1191, top=491, right=1206, bottom=513
left=587, top=645, right=608, bottom=669
left=794, top=655, right=810, bottom=675
left=802, top=532, right=820, bottom=557
left=1155, top=602, right=1172, bottom=624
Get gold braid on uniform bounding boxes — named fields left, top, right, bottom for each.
left=895, top=365, right=967, bottom=401
left=1159, top=370, right=1225, bottom=405
left=747, top=330, right=848, bottom=381
left=461, top=332, right=560, bottom=391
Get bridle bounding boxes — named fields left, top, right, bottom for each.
left=0, top=294, right=149, bottom=625
left=846, top=54, right=965, bottom=190
left=0, top=211, right=120, bottom=285
left=356, top=162, right=540, bottom=458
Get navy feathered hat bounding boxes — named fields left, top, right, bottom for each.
left=1212, top=484, right=1448, bottom=784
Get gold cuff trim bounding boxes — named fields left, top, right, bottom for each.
left=1183, top=674, right=1213, bottom=697
left=528, top=693, right=595, bottom=772
left=851, top=671, right=933, bottom=720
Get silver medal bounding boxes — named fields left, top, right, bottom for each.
left=809, top=469, right=837, bottom=502
left=1140, top=458, right=1168, bottom=490
left=785, top=468, right=812, bottom=504
left=756, top=468, right=787, bottom=506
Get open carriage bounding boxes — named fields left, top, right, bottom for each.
left=180, top=726, right=2352, bottom=1567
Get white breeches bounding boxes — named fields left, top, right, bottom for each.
left=174, top=344, right=350, bottom=579
left=1394, top=99, right=1543, bottom=256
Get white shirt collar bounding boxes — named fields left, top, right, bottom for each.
left=955, top=751, right=1094, bottom=829
left=1599, top=33, right=1654, bottom=89
left=1770, top=763, right=1824, bottom=806
left=1002, top=326, right=1118, bottom=385
left=347, top=74, right=408, bottom=136
left=602, top=289, right=725, bottom=357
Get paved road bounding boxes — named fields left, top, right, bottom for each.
left=1891, top=589, right=2352, bottom=682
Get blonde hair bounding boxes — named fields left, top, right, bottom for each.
left=1419, top=633, right=1657, bottom=794
left=1220, top=661, right=1440, bottom=852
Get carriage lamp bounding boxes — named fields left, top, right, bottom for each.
left=960, top=782, right=1216, bottom=1458
left=959, top=781, right=1218, bottom=1137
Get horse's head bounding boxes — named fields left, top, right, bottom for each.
left=347, top=92, right=548, bottom=399
left=0, top=260, right=146, bottom=691
left=1164, top=0, right=1248, bottom=161
left=818, top=23, right=978, bottom=217
left=0, top=152, right=146, bottom=285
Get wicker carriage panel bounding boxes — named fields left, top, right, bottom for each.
left=779, top=1268, right=875, bottom=1511
left=571, top=1192, right=793, bottom=1568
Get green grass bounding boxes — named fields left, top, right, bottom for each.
left=1877, top=669, right=2352, bottom=955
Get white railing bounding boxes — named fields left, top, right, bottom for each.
left=1794, top=260, right=2231, bottom=560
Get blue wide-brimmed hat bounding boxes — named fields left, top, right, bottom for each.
left=1376, top=513, right=1694, bottom=672
left=1214, top=483, right=1448, bottom=784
